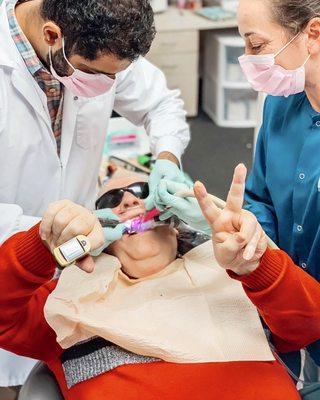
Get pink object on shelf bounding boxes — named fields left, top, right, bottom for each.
left=177, top=0, right=186, bottom=9
left=110, top=134, right=138, bottom=144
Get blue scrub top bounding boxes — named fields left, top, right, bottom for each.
left=245, top=92, right=320, bottom=365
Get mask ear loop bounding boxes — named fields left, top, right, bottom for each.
left=274, top=32, right=311, bottom=67
left=274, top=32, right=301, bottom=58
left=48, top=45, right=54, bottom=67
left=302, top=53, right=311, bottom=67
left=61, top=37, right=76, bottom=72
left=48, top=37, right=76, bottom=74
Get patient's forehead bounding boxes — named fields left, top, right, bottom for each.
left=101, top=174, right=148, bottom=196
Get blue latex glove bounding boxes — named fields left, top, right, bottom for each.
left=155, top=180, right=211, bottom=234
left=144, top=159, right=192, bottom=210
left=90, top=208, right=125, bottom=256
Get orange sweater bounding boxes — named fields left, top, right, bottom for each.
left=0, top=225, right=320, bottom=400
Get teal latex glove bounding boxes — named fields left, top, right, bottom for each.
left=155, top=180, right=211, bottom=234
left=90, top=208, right=125, bottom=256
left=144, top=159, right=191, bottom=210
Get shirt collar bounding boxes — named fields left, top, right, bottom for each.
left=6, top=0, right=45, bottom=76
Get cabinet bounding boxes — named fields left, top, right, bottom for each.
left=146, top=7, right=238, bottom=118
left=202, top=32, right=258, bottom=128
left=146, top=31, right=199, bottom=117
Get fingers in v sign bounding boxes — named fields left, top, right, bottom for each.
left=226, top=164, right=247, bottom=213
left=193, top=181, right=221, bottom=226
left=193, top=164, right=267, bottom=274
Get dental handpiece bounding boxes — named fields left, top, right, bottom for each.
left=98, top=209, right=180, bottom=235
left=127, top=215, right=180, bottom=234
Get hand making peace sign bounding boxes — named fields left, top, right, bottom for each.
left=194, top=164, right=268, bottom=276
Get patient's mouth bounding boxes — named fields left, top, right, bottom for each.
left=99, top=209, right=177, bottom=236
left=124, top=210, right=177, bottom=236
left=118, top=206, right=145, bottom=222
left=124, top=230, right=152, bottom=239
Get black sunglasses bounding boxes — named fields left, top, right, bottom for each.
left=95, top=182, right=149, bottom=210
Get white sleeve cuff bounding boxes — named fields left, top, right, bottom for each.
left=16, top=215, right=41, bottom=233
left=0, top=203, right=40, bottom=244
left=153, top=135, right=185, bottom=161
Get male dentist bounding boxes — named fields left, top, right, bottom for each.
left=0, top=0, right=190, bottom=388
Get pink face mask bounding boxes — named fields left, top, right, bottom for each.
left=49, top=38, right=115, bottom=98
left=238, top=33, right=311, bottom=97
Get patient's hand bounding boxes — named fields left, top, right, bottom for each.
left=194, top=164, right=267, bottom=276
left=40, top=200, right=105, bottom=273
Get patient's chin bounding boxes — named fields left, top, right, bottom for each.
left=122, top=226, right=176, bottom=259
left=110, top=226, right=178, bottom=278
left=122, top=256, right=173, bottom=279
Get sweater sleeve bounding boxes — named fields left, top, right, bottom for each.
left=0, top=224, right=62, bottom=362
left=229, top=249, right=320, bottom=353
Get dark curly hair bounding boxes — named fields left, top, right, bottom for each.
left=40, top=0, right=156, bottom=61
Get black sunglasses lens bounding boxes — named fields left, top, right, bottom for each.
left=140, top=182, right=149, bottom=199
left=95, top=182, right=149, bottom=210
left=127, top=182, right=149, bottom=199
left=96, top=190, right=124, bottom=209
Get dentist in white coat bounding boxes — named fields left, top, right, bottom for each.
left=0, top=0, right=190, bottom=388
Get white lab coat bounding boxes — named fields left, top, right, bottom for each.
left=0, top=0, right=190, bottom=385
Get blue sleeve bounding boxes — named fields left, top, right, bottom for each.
left=245, top=100, right=278, bottom=243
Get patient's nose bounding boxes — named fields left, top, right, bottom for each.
left=120, top=192, right=144, bottom=210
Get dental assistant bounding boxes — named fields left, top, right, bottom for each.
left=0, top=0, right=190, bottom=387
left=237, top=0, right=320, bottom=371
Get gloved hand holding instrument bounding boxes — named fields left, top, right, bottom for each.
left=154, top=180, right=212, bottom=235
left=40, top=200, right=125, bottom=273
left=144, top=159, right=193, bottom=211
left=90, top=208, right=126, bottom=256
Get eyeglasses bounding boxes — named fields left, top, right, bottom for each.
left=95, top=182, right=149, bottom=210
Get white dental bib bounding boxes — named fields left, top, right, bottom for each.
left=44, top=241, right=274, bottom=363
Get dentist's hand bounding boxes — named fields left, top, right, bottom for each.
left=91, top=208, right=125, bottom=256
left=40, top=200, right=124, bottom=273
left=154, top=180, right=211, bottom=234
left=144, top=159, right=191, bottom=210
left=194, top=164, right=267, bottom=275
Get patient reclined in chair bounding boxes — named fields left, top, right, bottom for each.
left=2, top=172, right=301, bottom=400
left=45, top=171, right=273, bottom=366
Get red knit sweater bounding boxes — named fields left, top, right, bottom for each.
left=1, top=225, right=320, bottom=400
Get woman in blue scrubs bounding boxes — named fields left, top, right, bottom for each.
left=237, top=0, right=320, bottom=378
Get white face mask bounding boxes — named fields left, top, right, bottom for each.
left=238, top=33, right=311, bottom=97
left=49, top=37, right=115, bottom=98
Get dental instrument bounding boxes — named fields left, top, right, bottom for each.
left=98, top=208, right=180, bottom=235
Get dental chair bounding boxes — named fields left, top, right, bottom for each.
left=18, top=362, right=63, bottom=400
left=17, top=195, right=278, bottom=400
